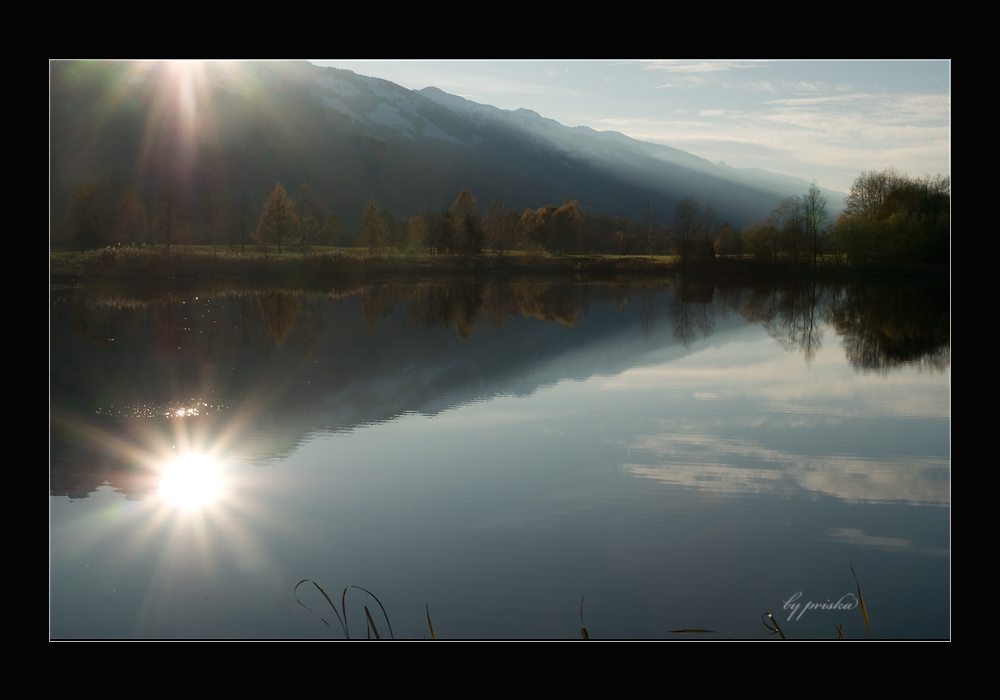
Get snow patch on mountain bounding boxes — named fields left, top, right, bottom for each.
left=314, top=75, right=363, bottom=98
left=320, top=96, right=357, bottom=120
left=423, top=121, right=467, bottom=146
left=366, top=102, right=416, bottom=135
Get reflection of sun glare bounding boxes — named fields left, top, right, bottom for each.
left=55, top=394, right=276, bottom=598
left=159, top=453, right=223, bottom=510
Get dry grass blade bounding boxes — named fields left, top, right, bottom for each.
left=294, top=579, right=347, bottom=637
left=342, top=587, right=350, bottom=638
left=426, top=603, right=436, bottom=640
left=348, top=585, right=394, bottom=640
left=835, top=624, right=846, bottom=639
left=580, top=595, right=589, bottom=640
left=364, top=606, right=381, bottom=639
left=851, top=566, right=871, bottom=639
left=762, top=612, right=786, bottom=639
left=669, top=629, right=732, bottom=639
left=670, top=629, right=717, bottom=634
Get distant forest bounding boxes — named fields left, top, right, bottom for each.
left=62, top=166, right=949, bottom=268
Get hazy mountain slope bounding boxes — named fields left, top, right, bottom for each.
left=50, top=61, right=841, bottom=239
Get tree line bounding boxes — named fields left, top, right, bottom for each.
left=831, top=168, right=950, bottom=265
left=62, top=177, right=729, bottom=260
left=63, top=178, right=344, bottom=255
left=715, top=182, right=829, bottom=266
left=63, top=165, right=949, bottom=268
left=311, top=189, right=731, bottom=259
left=716, top=168, right=950, bottom=267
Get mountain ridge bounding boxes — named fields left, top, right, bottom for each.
left=49, top=60, right=843, bottom=238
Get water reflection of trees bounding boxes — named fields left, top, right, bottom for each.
left=717, top=277, right=949, bottom=371
left=668, top=279, right=715, bottom=346
left=52, top=275, right=950, bottom=500
left=738, top=280, right=827, bottom=362
left=352, top=276, right=948, bottom=375
left=828, top=280, right=950, bottom=374
left=364, top=279, right=588, bottom=339
left=61, top=274, right=951, bottom=374
left=257, top=292, right=301, bottom=347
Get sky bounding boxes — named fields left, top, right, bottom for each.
left=310, top=60, right=950, bottom=194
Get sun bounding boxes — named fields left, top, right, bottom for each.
left=158, top=453, right=223, bottom=511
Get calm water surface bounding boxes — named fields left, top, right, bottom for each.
left=50, top=276, right=950, bottom=639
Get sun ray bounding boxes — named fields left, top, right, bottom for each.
left=134, top=60, right=212, bottom=187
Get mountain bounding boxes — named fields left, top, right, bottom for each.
left=49, top=60, right=842, bottom=239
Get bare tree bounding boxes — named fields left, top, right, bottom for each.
left=803, top=182, right=828, bottom=267
left=673, top=195, right=716, bottom=263
left=641, top=202, right=656, bottom=258
left=768, top=196, right=806, bottom=263
left=843, top=167, right=902, bottom=225
left=672, top=194, right=699, bottom=263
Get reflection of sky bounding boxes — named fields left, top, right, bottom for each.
left=586, top=324, right=949, bottom=506
left=50, top=293, right=950, bottom=639
left=281, top=331, right=949, bottom=638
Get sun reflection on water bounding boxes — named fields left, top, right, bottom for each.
left=158, top=453, right=223, bottom=510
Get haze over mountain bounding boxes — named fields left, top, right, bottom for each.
left=50, top=60, right=844, bottom=239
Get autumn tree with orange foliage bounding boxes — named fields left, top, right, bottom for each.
left=254, top=183, right=300, bottom=255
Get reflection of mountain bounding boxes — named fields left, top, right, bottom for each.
left=48, top=280, right=698, bottom=497
left=50, top=277, right=950, bottom=498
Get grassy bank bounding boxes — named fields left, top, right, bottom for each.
left=50, top=245, right=949, bottom=286
left=49, top=245, right=680, bottom=283
left=294, top=566, right=874, bottom=640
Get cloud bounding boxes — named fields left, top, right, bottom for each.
left=619, top=431, right=950, bottom=506
left=639, top=60, right=767, bottom=74
left=824, top=528, right=914, bottom=551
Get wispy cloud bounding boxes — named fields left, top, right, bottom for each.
left=639, top=60, right=767, bottom=74
left=620, top=432, right=950, bottom=506
left=823, top=528, right=949, bottom=557
left=587, top=86, right=949, bottom=190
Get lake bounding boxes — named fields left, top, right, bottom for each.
left=49, top=274, right=950, bottom=639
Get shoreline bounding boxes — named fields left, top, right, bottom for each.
left=50, top=246, right=950, bottom=287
